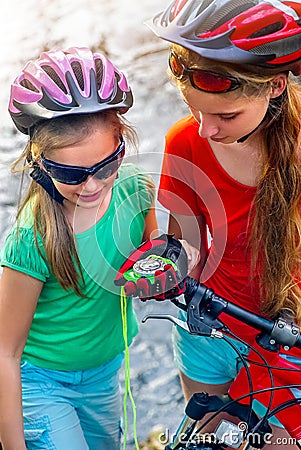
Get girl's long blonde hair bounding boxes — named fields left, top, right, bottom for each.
left=172, top=44, right=301, bottom=323
left=13, top=110, right=137, bottom=296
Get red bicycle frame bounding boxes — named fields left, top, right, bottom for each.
left=228, top=342, right=301, bottom=441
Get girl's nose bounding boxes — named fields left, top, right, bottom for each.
left=198, top=114, right=219, bottom=139
left=82, top=174, right=104, bottom=190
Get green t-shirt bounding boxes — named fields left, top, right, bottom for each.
left=0, top=164, right=155, bottom=371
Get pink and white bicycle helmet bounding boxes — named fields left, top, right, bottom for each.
left=146, top=0, right=301, bottom=73
left=9, top=46, right=133, bottom=134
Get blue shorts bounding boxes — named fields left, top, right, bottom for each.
left=21, top=354, right=123, bottom=450
left=173, top=311, right=301, bottom=428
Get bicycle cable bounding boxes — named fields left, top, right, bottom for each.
left=192, top=329, right=275, bottom=440
left=192, top=334, right=254, bottom=441
left=255, top=397, right=301, bottom=426
left=226, top=329, right=275, bottom=429
left=244, top=358, right=301, bottom=372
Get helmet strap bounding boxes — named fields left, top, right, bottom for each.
left=30, top=164, right=65, bottom=204
left=237, top=92, right=286, bottom=144
left=236, top=121, right=263, bottom=143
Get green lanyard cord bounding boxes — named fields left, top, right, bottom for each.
left=120, top=286, right=139, bottom=450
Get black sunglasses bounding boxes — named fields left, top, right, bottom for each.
left=41, top=136, right=125, bottom=185
left=169, top=51, right=241, bottom=94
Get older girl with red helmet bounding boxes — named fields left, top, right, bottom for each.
left=0, top=47, right=158, bottom=450
left=147, top=0, right=301, bottom=446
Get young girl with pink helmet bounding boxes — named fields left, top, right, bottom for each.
left=0, top=46, right=158, bottom=450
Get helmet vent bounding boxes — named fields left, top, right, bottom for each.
left=179, top=0, right=212, bottom=24
left=41, top=65, right=68, bottom=94
left=248, top=22, right=284, bottom=39
left=20, top=79, right=39, bottom=93
left=250, top=33, right=301, bottom=58
left=94, top=58, right=104, bottom=90
left=197, top=1, right=256, bottom=34
left=70, top=61, right=85, bottom=91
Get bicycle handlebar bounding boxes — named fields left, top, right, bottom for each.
left=182, top=277, right=301, bottom=351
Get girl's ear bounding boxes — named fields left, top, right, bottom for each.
left=270, top=73, right=288, bottom=99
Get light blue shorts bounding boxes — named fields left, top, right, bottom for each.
left=21, top=353, right=123, bottom=450
left=173, top=310, right=301, bottom=428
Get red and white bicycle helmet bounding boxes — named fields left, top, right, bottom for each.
left=9, top=46, right=133, bottom=134
left=146, top=0, right=301, bottom=73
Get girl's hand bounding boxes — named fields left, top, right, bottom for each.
left=179, top=239, right=200, bottom=274
left=115, top=234, right=189, bottom=300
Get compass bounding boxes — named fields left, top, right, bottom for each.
left=133, top=256, right=167, bottom=276
left=122, top=255, right=177, bottom=283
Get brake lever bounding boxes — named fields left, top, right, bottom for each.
left=142, top=314, right=224, bottom=339
left=142, top=314, right=190, bottom=332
